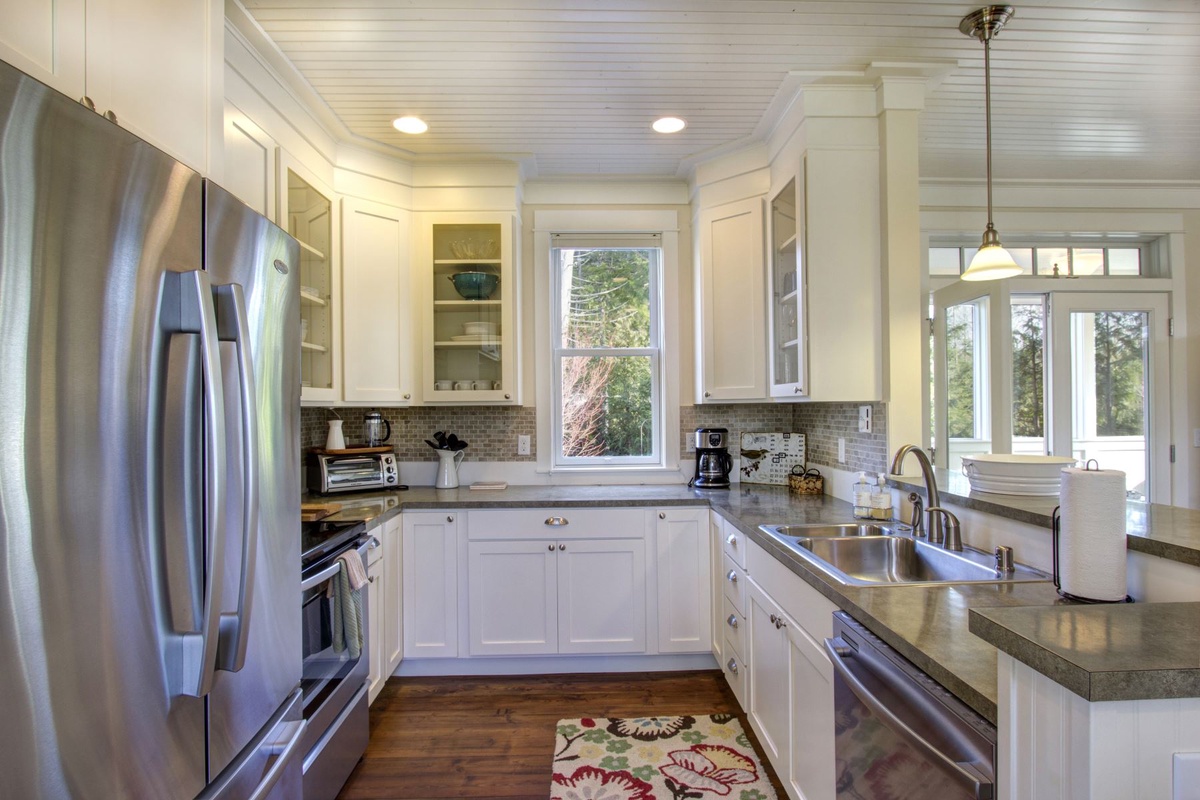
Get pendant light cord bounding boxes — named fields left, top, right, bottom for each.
left=984, top=34, right=995, bottom=230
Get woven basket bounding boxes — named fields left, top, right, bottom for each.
left=788, top=467, right=824, bottom=495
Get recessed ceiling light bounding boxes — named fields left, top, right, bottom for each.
left=652, top=117, right=686, bottom=134
left=392, top=116, right=428, bottom=134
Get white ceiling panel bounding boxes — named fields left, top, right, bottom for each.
left=242, top=0, right=1200, bottom=180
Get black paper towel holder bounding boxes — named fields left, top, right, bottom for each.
left=1051, top=505, right=1134, bottom=604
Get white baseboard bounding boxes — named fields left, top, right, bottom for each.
left=393, top=653, right=718, bottom=677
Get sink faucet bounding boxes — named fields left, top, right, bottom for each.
left=889, top=445, right=943, bottom=546
left=927, top=507, right=962, bottom=552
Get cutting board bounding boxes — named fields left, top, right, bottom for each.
left=301, top=502, right=342, bottom=522
left=739, top=432, right=806, bottom=485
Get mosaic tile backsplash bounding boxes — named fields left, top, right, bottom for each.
left=302, top=401, right=887, bottom=474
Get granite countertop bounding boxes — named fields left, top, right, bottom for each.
left=969, top=603, right=1200, bottom=702
left=889, top=468, right=1200, bottom=568
left=303, top=482, right=1198, bottom=723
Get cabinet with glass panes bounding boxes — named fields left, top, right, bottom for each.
left=282, top=158, right=340, bottom=404
left=423, top=216, right=517, bottom=403
left=768, top=172, right=807, bottom=398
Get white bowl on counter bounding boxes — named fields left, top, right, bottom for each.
left=961, top=454, right=1077, bottom=496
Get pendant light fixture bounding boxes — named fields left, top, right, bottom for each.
left=959, top=5, right=1021, bottom=281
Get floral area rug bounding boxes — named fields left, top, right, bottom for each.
left=551, top=715, right=778, bottom=800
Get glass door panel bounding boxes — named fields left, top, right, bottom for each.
left=431, top=222, right=505, bottom=396
left=1050, top=293, right=1169, bottom=503
left=768, top=175, right=805, bottom=397
left=285, top=165, right=336, bottom=401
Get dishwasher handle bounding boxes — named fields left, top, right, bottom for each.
left=823, top=636, right=992, bottom=799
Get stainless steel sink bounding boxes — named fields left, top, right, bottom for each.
left=760, top=522, right=903, bottom=539
left=759, top=526, right=1049, bottom=587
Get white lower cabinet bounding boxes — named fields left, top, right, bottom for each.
left=745, top=537, right=837, bottom=800
left=402, top=512, right=459, bottom=658
left=466, top=534, right=647, bottom=656
left=382, top=515, right=403, bottom=676
left=655, top=508, right=712, bottom=654
left=366, top=536, right=385, bottom=703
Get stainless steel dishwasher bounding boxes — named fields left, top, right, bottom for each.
left=824, top=612, right=997, bottom=800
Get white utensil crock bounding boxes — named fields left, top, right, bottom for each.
left=325, top=419, right=346, bottom=450
left=435, top=449, right=465, bottom=489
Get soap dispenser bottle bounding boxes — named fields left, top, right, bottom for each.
left=853, top=472, right=873, bottom=519
left=872, top=473, right=893, bottom=520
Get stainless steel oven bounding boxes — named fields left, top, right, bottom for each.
left=299, top=519, right=376, bottom=800
left=824, top=612, right=996, bottom=800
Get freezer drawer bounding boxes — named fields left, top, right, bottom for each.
left=303, top=682, right=369, bottom=800
left=200, top=690, right=305, bottom=800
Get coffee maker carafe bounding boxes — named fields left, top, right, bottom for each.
left=692, top=427, right=733, bottom=488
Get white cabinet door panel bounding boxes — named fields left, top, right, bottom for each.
left=788, top=623, right=834, bottom=800
left=467, top=540, right=558, bottom=655
left=382, top=516, right=403, bottom=675
left=367, top=555, right=384, bottom=703
left=655, top=509, right=711, bottom=653
left=746, top=579, right=790, bottom=770
left=222, top=102, right=276, bottom=219
left=402, top=512, right=458, bottom=658
left=342, top=198, right=412, bottom=404
left=557, top=539, right=646, bottom=654
left=0, top=0, right=85, bottom=97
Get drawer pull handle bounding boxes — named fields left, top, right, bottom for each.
left=545, top=516, right=569, bottom=526
left=726, top=534, right=737, bottom=547
left=726, top=658, right=738, bottom=675
left=726, top=614, right=738, bottom=629
left=726, top=569, right=738, bottom=584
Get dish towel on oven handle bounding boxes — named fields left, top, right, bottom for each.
left=328, top=551, right=368, bottom=658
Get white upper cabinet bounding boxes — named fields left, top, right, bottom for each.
left=767, top=174, right=807, bottom=399
left=417, top=213, right=520, bottom=404
left=696, top=197, right=767, bottom=402
left=342, top=198, right=414, bottom=404
left=0, top=0, right=221, bottom=174
left=222, top=102, right=277, bottom=219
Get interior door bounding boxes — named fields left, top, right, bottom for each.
left=1049, top=292, right=1170, bottom=503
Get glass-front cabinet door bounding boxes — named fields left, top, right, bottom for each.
left=422, top=215, right=517, bottom=403
left=768, top=175, right=806, bottom=397
left=281, top=156, right=340, bottom=404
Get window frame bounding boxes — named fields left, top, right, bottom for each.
left=532, top=209, right=682, bottom=479
left=549, top=239, right=664, bottom=467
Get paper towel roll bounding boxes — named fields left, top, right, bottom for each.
left=1057, top=467, right=1128, bottom=601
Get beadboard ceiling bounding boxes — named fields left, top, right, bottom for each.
left=241, top=0, right=1200, bottom=181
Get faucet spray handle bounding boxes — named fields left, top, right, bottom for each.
left=907, top=492, right=925, bottom=537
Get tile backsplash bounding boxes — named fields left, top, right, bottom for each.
left=303, top=400, right=887, bottom=474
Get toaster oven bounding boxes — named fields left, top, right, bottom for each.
left=308, top=452, right=400, bottom=494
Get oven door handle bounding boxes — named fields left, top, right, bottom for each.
left=823, top=637, right=992, bottom=798
left=300, top=537, right=375, bottom=592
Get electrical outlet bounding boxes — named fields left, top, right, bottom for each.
left=838, top=437, right=846, bottom=463
left=858, top=405, right=872, bottom=433
left=517, top=434, right=531, bottom=456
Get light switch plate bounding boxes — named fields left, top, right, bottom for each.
left=1174, top=752, right=1200, bottom=799
left=858, top=405, right=872, bottom=433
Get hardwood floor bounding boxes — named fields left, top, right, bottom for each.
left=337, top=670, right=786, bottom=799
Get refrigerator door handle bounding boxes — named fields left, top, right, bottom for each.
left=214, top=282, right=260, bottom=673
left=165, top=270, right=228, bottom=697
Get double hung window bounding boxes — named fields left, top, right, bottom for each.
left=549, top=234, right=663, bottom=467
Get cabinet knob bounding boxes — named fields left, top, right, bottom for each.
left=794, top=387, right=802, bottom=394
left=558, top=543, right=566, bottom=551
left=504, top=394, right=511, bottom=400
left=403, top=393, right=411, bottom=400
left=367, top=576, right=375, bottom=584
left=544, top=516, right=569, bottom=526
left=659, top=512, right=666, bottom=520
left=726, top=569, right=738, bottom=584
left=446, top=515, right=454, bottom=523
left=548, top=544, right=555, bottom=552
left=79, top=96, right=96, bottom=111
left=726, top=534, right=737, bottom=547
left=103, top=109, right=119, bottom=124
left=775, top=617, right=786, bottom=630
left=704, top=391, right=712, bottom=398
left=727, top=658, right=739, bottom=675
left=769, top=613, right=778, bottom=624
left=726, top=614, right=738, bottom=629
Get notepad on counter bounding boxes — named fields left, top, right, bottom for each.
left=469, top=481, right=508, bottom=491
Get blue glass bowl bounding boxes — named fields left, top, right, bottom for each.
left=449, top=271, right=499, bottom=300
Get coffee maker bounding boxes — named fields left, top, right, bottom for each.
left=692, top=428, right=733, bottom=488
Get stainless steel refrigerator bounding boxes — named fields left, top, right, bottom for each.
left=0, top=57, right=304, bottom=799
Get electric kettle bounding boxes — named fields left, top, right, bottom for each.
left=363, top=412, right=392, bottom=447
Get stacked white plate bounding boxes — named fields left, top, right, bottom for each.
left=960, top=454, right=1078, bottom=496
